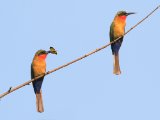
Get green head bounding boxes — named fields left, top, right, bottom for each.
left=35, top=50, right=47, bottom=56
left=34, top=50, right=48, bottom=60
left=116, top=11, right=135, bottom=17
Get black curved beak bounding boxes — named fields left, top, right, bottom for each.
left=126, top=12, right=135, bottom=16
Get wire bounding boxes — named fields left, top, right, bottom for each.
left=0, top=5, right=160, bottom=99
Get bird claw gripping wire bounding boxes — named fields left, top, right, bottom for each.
left=8, top=87, right=12, bottom=93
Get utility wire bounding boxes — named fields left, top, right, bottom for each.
left=0, top=5, right=160, bottom=99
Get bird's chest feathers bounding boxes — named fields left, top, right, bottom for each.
left=32, top=59, right=46, bottom=76
left=113, top=19, right=126, bottom=37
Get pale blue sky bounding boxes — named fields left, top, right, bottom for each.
left=0, top=0, right=160, bottom=120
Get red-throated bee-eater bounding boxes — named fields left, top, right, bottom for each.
left=31, top=47, right=57, bottom=113
left=110, top=11, right=135, bottom=75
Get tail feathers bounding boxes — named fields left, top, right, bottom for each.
left=36, top=90, right=44, bottom=113
left=113, top=54, right=121, bottom=75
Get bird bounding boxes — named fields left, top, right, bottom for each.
left=110, top=11, right=135, bottom=75
left=31, top=47, right=57, bottom=113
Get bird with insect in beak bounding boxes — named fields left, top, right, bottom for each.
left=110, top=11, right=135, bottom=75
left=31, top=47, right=57, bottom=113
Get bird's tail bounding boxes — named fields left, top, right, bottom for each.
left=113, top=53, right=121, bottom=75
left=36, top=90, right=44, bottom=113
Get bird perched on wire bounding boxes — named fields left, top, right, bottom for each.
left=31, top=47, right=57, bottom=113
left=110, top=11, right=135, bottom=75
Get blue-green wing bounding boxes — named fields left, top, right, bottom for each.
left=110, top=22, right=115, bottom=42
left=31, top=63, right=34, bottom=79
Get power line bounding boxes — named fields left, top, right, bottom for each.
left=0, top=5, right=160, bottom=99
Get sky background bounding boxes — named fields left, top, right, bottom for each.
left=0, top=0, right=160, bottom=120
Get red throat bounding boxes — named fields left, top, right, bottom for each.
left=38, top=54, right=47, bottom=60
left=120, top=15, right=126, bottom=21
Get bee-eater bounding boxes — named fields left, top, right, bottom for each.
left=31, top=47, right=57, bottom=113
left=110, top=11, right=135, bottom=75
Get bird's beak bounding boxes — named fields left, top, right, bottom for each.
left=47, top=50, right=57, bottom=55
left=126, top=12, right=135, bottom=16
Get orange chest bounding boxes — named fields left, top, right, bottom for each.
left=113, top=19, right=126, bottom=37
left=32, top=60, right=46, bottom=77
